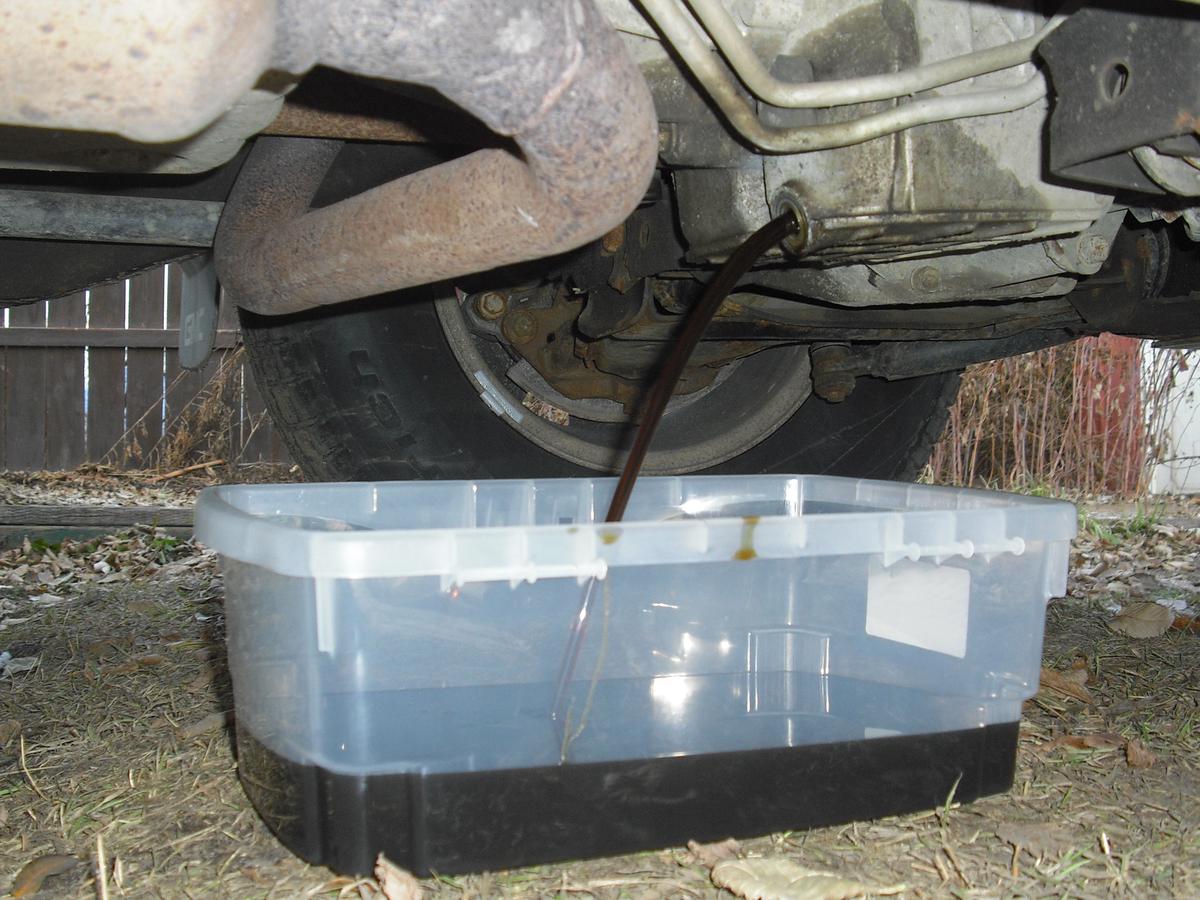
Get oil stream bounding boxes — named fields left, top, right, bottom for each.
left=551, top=209, right=804, bottom=750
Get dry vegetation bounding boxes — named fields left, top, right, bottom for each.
left=0, top=475, right=1196, bottom=898
left=926, top=337, right=1195, bottom=497
left=104, top=349, right=274, bottom=474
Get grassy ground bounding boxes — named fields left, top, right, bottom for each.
left=0, top=477, right=1197, bottom=898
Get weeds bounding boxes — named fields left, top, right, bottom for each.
left=926, top=337, right=1195, bottom=497
left=102, top=347, right=272, bottom=473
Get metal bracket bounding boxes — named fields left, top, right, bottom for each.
left=179, top=253, right=220, bottom=371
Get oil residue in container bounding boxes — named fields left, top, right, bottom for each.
left=734, top=515, right=760, bottom=561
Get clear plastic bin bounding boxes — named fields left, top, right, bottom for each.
left=195, top=474, right=1075, bottom=875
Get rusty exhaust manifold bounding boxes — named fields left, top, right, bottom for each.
left=214, top=0, right=658, bottom=315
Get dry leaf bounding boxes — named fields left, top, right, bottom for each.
left=1041, top=732, right=1125, bottom=753
left=101, top=660, right=140, bottom=676
left=1038, top=666, right=1093, bottom=703
left=10, top=853, right=79, bottom=897
left=1171, top=614, right=1200, bottom=634
left=134, top=654, right=167, bottom=667
left=687, top=837, right=741, bottom=867
left=1109, top=601, right=1174, bottom=638
left=85, top=637, right=133, bottom=661
left=374, top=854, right=422, bottom=900
left=711, top=859, right=904, bottom=900
left=1125, top=738, right=1158, bottom=768
left=188, top=668, right=216, bottom=691
left=996, top=822, right=1075, bottom=858
left=175, top=710, right=234, bottom=741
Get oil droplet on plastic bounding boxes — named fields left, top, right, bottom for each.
left=734, top=515, right=759, bottom=561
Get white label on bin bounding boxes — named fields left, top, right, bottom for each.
left=866, top=559, right=970, bottom=658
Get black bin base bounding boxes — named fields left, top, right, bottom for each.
left=237, top=721, right=1019, bottom=876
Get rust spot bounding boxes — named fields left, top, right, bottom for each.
left=600, top=529, right=620, bottom=545
left=1174, top=109, right=1200, bottom=135
left=1120, top=258, right=1136, bottom=290
left=734, top=515, right=759, bottom=561
left=600, top=222, right=625, bottom=255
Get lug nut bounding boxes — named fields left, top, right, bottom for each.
left=475, top=291, right=508, bottom=320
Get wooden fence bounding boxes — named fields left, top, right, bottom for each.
left=0, top=263, right=289, bottom=471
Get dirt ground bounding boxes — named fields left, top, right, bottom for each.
left=0, top=470, right=1197, bottom=899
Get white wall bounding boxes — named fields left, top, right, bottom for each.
left=1148, top=349, right=1200, bottom=494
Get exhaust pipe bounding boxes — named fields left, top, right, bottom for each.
left=215, top=0, right=659, bottom=315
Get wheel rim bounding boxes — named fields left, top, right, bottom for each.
left=435, top=295, right=813, bottom=474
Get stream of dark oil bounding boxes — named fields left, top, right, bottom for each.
left=550, top=211, right=803, bottom=741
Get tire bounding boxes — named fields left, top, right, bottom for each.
left=239, top=290, right=960, bottom=483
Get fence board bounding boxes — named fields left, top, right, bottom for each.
left=4, top=301, right=48, bottom=470
left=86, top=282, right=127, bottom=462
left=44, top=292, right=87, bottom=469
left=3, top=264, right=289, bottom=472
left=126, top=271, right=166, bottom=464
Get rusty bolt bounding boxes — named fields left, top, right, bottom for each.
left=810, top=343, right=856, bottom=403
left=502, top=309, right=538, bottom=344
left=1078, top=234, right=1111, bottom=267
left=910, top=265, right=941, bottom=294
left=600, top=223, right=626, bottom=255
left=474, top=291, right=508, bottom=320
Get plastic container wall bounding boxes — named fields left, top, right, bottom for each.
left=198, top=475, right=1075, bottom=775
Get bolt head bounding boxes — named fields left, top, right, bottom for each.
left=475, top=291, right=508, bottom=320
left=503, top=310, right=538, bottom=343
left=1079, top=235, right=1111, bottom=266
left=910, top=265, right=941, bottom=294
left=600, top=223, right=625, bottom=255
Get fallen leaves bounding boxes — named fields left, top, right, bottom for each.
left=1108, top=601, right=1176, bottom=638
left=686, top=837, right=741, bottom=867
left=1125, top=737, right=1158, bottom=768
left=100, top=654, right=167, bottom=677
left=175, top=710, right=235, bottom=742
left=1039, top=666, right=1093, bottom=703
left=374, top=854, right=422, bottom=900
left=1039, top=730, right=1157, bottom=767
left=1041, top=732, right=1125, bottom=752
left=0, top=528, right=216, bottom=598
left=1071, top=511, right=1199, bottom=611
left=10, top=853, right=79, bottom=897
left=711, top=858, right=904, bottom=900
